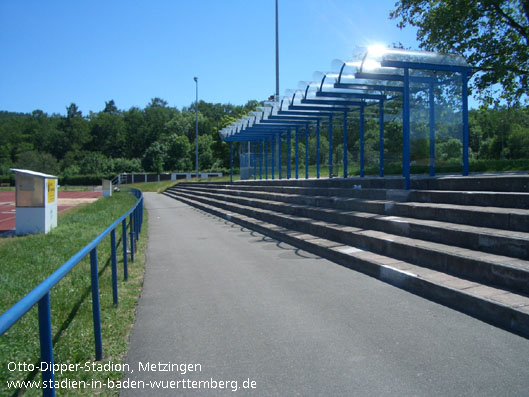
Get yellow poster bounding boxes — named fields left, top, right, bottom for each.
left=47, top=179, right=56, bottom=204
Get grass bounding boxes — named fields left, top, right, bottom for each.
left=0, top=192, right=147, bottom=396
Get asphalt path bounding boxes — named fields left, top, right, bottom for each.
left=123, top=192, right=529, bottom=396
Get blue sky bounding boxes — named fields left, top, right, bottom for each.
left=0, top=0, right=420, bottom=115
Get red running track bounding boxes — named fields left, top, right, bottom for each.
left=0, top=191, right=102, bottom=232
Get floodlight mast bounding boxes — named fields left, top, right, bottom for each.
left=275, top=0, right=279, bottom=102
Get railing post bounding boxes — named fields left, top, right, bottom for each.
left=38, top=292, right=55, bottom=397
left=122, top=219, right=128, bottom=280
left=111, top=229, right=118, bottom=305
left=90, top=248, right=103, bottom=361
left=135, top=207, right=139, bottom=242
left=129, top=214, right=135, bottom=262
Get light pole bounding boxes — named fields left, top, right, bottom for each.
left=194, top=77, right=198, bottom=179
left=275, top=0, right=279, bottom=101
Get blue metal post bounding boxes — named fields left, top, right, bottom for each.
left=343, top=111, right=348, bottom=178
left=122, top=219, right=128, bottom=280
left=272, top=135, right=276, bottom=179
left=462, top=73, right=469, bottom=176
left=265, top=140, right=268, bottom=180
left=379, top=100, right=384, bottom=177
left=38, top=292, right=55, bottom=396
left=111, top=229, right=118, bottom=305
left=316, top=119, right=320, bottom=179
left=329, top=115, right=333, bottom=178
left=278, top=133, right=282, bottom=179
left=287, top=129, right=291, bottom=179
left=129, top=214, right=134, bottom=262
left=360, top=105, right=365, bottom=178
left=295, top=126, right=299, bottom=179
left=305, top=124, right=309, bottom=179
left=429, top=83, right=435, bottom=176
left=259, top=141, right=263, bottom=180
left=229, top=142, right=233, bottom=184
left=90, top=248, right=103, bottom=361
left=403, top=68, right=411, bottom=190
left=253, top=142, right=257, bottom=180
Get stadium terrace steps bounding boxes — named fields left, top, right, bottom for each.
left=162, top=175, right=529, bottom=338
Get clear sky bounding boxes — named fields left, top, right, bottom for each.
left=0, top=0, right=420, bottom=115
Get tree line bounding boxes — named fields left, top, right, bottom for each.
left=1, top=98, right=528, bottom=180
left=0, top=98, right=259, bottom=177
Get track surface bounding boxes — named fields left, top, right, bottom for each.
left=0, top=191, right=101, bottom=232
left=123, top=193, right=529, bottom=396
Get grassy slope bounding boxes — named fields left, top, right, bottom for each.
left=0, top=192, right=147, bottom=396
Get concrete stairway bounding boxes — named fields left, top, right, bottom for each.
left=163, top=175, right=529, bottom=338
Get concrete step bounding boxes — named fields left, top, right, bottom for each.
left=170, top=184, right=529, bottom=233
left=170, top=185, right=529, bottom=260
left=190, top=173, right=529, bottom=192
left=163, top=190, right=529, bottom=339
left=179, top=181, right=529, bottom=210
left=165, top=188, right=529, bottom=297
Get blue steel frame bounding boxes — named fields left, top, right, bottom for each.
left=305, top=123, right=309, bottom=179
left=0, top=189, right=144, bottom=397
left=316, top=119, right=320, bottom=178
left=295, top=126, right=299, bottom=179
left=221, top=52, right=471, bottom=190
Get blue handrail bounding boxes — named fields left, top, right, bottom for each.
left=0, top=188, right=144, bottom=397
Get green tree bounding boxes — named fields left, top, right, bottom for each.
left=89, top=111, right=126, bottom=157
left=391, top=0, right=529, bottom=105
left=164, top=134, right=192, bottom=171
left=197, top=134, right=215, bottom=170
left=14, top=151, right=60, bottom=175
left=142, top=141, right=166, bottom=173
left=57, top=103, right=90, bottom=158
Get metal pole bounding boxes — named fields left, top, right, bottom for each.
left=122, top=219, right=128, bottom=280
left=287, top=129, right=291, bottom=179
left=360, top=105, right=365, bottom=177
left=275, top=0, right=279, bottom=101
left=316, top=119, right=320, bottom=179
left=38, top=293, right=55, bottom=396
left=429, top=83, right=435, bottom=176
left=253, top=142, right=257, bottom=180
left=379, top=100, right=384, bottom=177
left=230, top=142, right=233, bottom=184
left=329, top=115, right=333, bottom=178
left=462, top=73, right=469, bottom=176
left=343, top=111, right=348, bottom=178
left=259, top=141, right=263, bottom=180
left=278, top=133, right=282, bottom=179
left=272, top=135, right=275, bottom=179
left=305, top=124, right=309, bottom=179
left=111, top=229, right=118, bottom=305
left=90, top=248, right=103, bottom=361
left=265, top=140, right=268, bottom=179
left=194, top=77, right=199, bottom=179
left=403, top=68, right=411, bottom=190
left=295, top=127, right=299, bottom=179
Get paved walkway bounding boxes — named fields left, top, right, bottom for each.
left=123, top=193, right=529, bottom=396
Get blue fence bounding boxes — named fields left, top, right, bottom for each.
left=0, top=188, right=144, bottom=397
